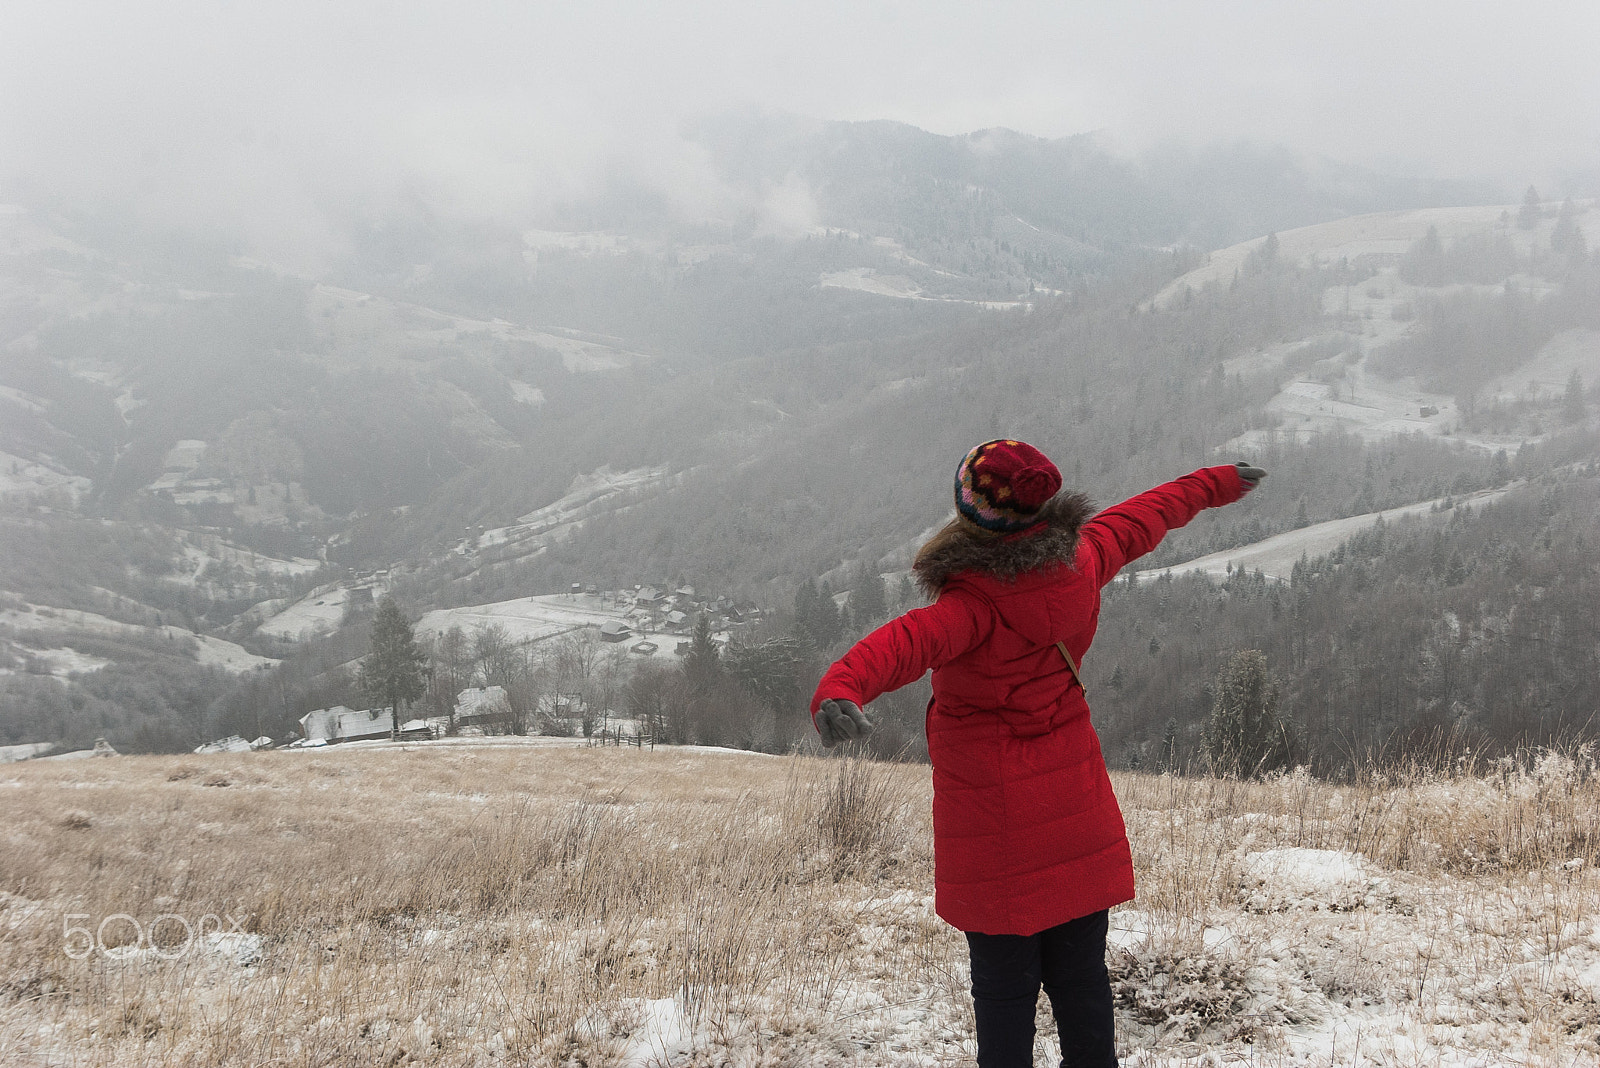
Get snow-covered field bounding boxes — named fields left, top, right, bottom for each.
left=253, top=581, right=382, bottom=641
left=0, top=602, right=277, bottom=674
left=454, top=465, right=678, bottom=565
left=819, top=266, right=1032, bottom=309
left=416, top=593, right=685, bottom=661
left=1, top=748, right=1595, bottom=1066
left=1484, top=328, right=1600, bottom=406
left=0, top=447, right=92, bottom=500
left=1136, top=484, right=1515, bottom=583
left=1148, top=204, right=1598, bottom=311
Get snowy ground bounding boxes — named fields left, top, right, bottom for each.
left=1485, top=328, right=1600, bottom=406
left=415, top=593, right=686, bottom=661
left=253, top=580, right=383, bottom=641
left=1, top=750, right=1594, bottom=1066
left=819, top=266, right=1032, bottom=309
left=0, top=447, right=92, bottom=500
left=1135, top=484, right=1515, bottom=583
left=310, top=284, right=651, bottom=374
left=0, top=602, right=277, bottom=674
left=1219, top=288, right=1597, bottom=458
left=162, top=533, right=322, bottom=594
left=1147, top=203, right=1598, bottom=311
left=453, top=465, right=678, bottom=567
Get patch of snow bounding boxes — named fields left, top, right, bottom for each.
left=821, top=267, right=923, bottom=299
left=509, top=381, right=545, bottom=406
left=617, top=998, right=692, bottom=1068
left=203, top=931, right=263, bottom=968
left=416, top=593, right=676, bottom=656
left=459, top=465, right=678, bottom=561
left=0, top=385, right=47, bottom=413
left=1135, top=483, right=1515, bottom=583
left=1150, top=205, right=1523, bottom=310
left=1483, top=328, right=1600, bottom=405
left=1240, top=847, right=1390, bottom=912
left=255, top=581, right=382, bottom=641
left=522, top=229, right=633, bottom=255
left=0, top=449, right=93, bottom=501
left=820, top=267, right=1032, bottom=310
left=146, top=440, right=208, bottom=492
left=0, top=602, right=276, bottom=674
left=1108, top=908, right=1152, bottom=951
left=25, top=646, right=112, bottom=676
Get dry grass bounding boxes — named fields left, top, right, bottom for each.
left=0, top=743, right=1597, bottom=1066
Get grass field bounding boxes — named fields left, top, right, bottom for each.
left=1, top=744, right=1597, bottom=1066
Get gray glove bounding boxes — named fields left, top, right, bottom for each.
left=815, top=699, right=873, bottom=748
left=1234, top=461, right=1267, bottom=489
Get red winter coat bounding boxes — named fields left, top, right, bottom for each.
left=811, top=466, right=1248, bottom=935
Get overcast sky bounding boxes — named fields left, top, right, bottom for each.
left=4, top=0, right=1596, bottom=261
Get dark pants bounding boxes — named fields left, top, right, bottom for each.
left=965, top=910, right=1117, bottom=1068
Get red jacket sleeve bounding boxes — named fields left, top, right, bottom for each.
left=1077, top=465, right=1248, bottom=587
left=810, top=588, right=994, bottom=715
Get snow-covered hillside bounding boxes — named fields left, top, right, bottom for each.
left=0, top=602, right=277, bottom=676
left=1136, top=485, right=1516, bottom=583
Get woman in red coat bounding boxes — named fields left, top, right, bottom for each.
left=810, top=440, right=1263, bottom=1068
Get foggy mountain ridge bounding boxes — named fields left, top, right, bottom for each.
left=0, top=116, right=1596, bottom=761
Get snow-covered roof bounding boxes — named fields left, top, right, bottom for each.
left=455, top=686, right=509, bottom=718
left=0, top=741, right=55, bottom=764
left=194, top=735, right=252, bottom=754
left=299, top=705, right=392, bottom=742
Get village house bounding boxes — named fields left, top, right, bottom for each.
left=454, top=685, right=512, bottom=729
left=297, top=705, right=427, bottom=743
left=536, top=692, right=588, bottom=734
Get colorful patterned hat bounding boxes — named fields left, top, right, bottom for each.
left=954, top=439, right=1063, bottom=533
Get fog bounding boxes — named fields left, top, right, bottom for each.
left=3, top=0, right=1598, bottom=266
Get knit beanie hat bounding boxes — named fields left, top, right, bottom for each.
left=954, top=438, right=1063, bottom=533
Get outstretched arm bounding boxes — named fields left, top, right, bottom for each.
left=1077, top=463, right=1261, bottom=586
left=810, top=588, right=994, bottom=719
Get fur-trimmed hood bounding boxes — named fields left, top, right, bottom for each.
left=914, top=491, right=1095, bottom=595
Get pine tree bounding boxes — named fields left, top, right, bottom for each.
left=684, top=613, right=720, bottom=683
left=1204, top=650, right=1293, bottom=778
left=1563, top=370, right=1587, bottom=424
left=807, top=581, right=842, bottom=649
left=1518, top=185, right=1541, bottom=230
left=852, top=564, right=888, bottom=629
left=1157, top=717, right=1178, bottom=774
left=792, top=580, right=817, bottom=641
left=1551, top=198, right=1586, bottom=257
left=359, top=597, right=429, bottom=738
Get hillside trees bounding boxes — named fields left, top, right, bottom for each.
left=1090, top=468, right=1600, bottom=772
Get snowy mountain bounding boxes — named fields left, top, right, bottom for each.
left=1, top=118, right=1595, bottom=756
